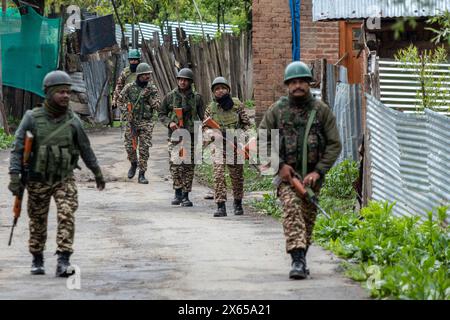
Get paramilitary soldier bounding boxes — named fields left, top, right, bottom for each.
left=259, top=61, right=341, bottom=279
left=204, top=77, right=251, bottom=217
left=8, top=70, right=106, bottom=277
left=159, top=68, right=205, bottom=207
left=112, top=49, right=141, bottom=109
left=117, top=62, right=160, bottom=184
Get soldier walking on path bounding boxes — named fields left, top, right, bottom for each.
left=159, top=68, right=205, bottom=207
left=259, top=61, right=341, bottom=279
left=112, top=49, right=141, bottom=110
left=8, top=70, right=106, bottom=277
left=204, top=77, right=251, bottom=217
left=117, top=62, right=160, bottom=184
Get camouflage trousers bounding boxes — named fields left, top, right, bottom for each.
left=278, top=182, right=318, bottom=253
left=26, top=176, right=78, bottom=254
left=213, top=162, right=244, bottom=203
left=168, top=140, right=195, bottom=192
left=124, top=119, right=154, bottom=172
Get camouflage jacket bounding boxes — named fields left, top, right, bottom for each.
left=204, top=97, right=251, bottom=132
left=159, top=88, right=205, bottom=136
left=112, top=67, right=137, bottom=106
left=117, top=81, right=160, bottom=122
left=259, top=93, right=342, bottom=178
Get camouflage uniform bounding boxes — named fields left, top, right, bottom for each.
left=112, top=67, right=137, bottom=109
left=117, top=81, right=160, bottom=173
left=259, top=93, right=341, bottom=253
left=159, top=88, right=205, bottom=192
left=205, top=98, right=251, bottom=203
left=9, top=106, right=103, bottom=255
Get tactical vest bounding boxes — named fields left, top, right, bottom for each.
left=169, top=89, right=200, bottom=132
left=129, top=85, right=154, bottom=121
left=30, top=108, right=80, bottom=183
left=209, top=97, right=241, bottom=131
left=277, top=96, right=326, bottom=175
left=123, top=67, right=137, bottom=85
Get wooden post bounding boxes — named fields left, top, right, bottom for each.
left=320, top=58, right=328, bottom=105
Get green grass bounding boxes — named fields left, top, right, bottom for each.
left=0, top=128, right=15, bottom=150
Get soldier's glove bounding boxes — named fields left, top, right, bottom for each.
left=93, top=169, right=106, bottom=191
left=278, top=164, right=295, bottom=184
left=8, top=173, right=23, bottom=196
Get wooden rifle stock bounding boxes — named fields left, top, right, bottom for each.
left=174, top=108, right=184, bottom=158
left=9, top=130, right=34, bottom=246
left=127, top=102, right=137, bottom=151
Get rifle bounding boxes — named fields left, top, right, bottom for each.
left=174, top=108, right=184, bottom=158
left=127, top=102, right=137, bottom=151
left=9, top=130, right=34, bottom=246
left=203, top=117, right=250, bottom=159
left=273, top=172, right=330, bottom=219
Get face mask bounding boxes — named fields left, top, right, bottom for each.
left=216, top=94, right=234, bottom=111
left=136, top=78, right=148, bottom=88
left=130, top=63, right=138, bottom=73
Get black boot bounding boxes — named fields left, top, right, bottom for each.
left=305, top=245, right=310, bottom=275
left=181, top=192, right=193, bottom=207
left=31, top=253, right=45, bottom=275
left=55, top=251, right=75, bottom=278
left=289, top=248, right=307, bottom=280
left=138, top=171, right=149, bottom=184
left=214, top=202, right=227, bottom=217
left=128, top=162, right=138, bottom=179
left=171, top=189, right=183, bottom=205
left=233, top=199, right=244, bottom=215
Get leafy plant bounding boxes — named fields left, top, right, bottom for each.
left=0, top=128, right=15, bottom=150
left=314, top=201, right=450, bottom=299
left=394, top=45, right=450, bottom=113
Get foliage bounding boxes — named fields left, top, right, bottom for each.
left=250, top=192, right=283, bottom=218
left=426, top=10, right=450, bottom=45
left=244, top=100, right=255, bottom=109
left=314, top=202, right=450, bottom=299
left=0, top=128, right=15, bottom=150
left=321, top=159, right=359, bottom=200
left=394, top=45, right=450, bottom=112
left=43, top=0, right=251, bottom=33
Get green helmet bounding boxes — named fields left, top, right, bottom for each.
left=211, top=76, right=230, bottom=92
left=177, top=68, right=194, bottom=81
left=42, top=70, right=72, bottom=92
left=128, top=49, right=141, bottom=59
left=283, top=61, right=312, bottom=84
left=136, top=63, right=152, bottom=76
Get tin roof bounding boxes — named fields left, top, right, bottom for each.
left=312, top=0, right=450, bottom=21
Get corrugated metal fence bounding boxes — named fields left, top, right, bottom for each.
left=333, top=82, right=363, bottom=163
left=366, top=94, right=450, bottom=218
left=116, top=20, right=235, bottom=45
left=379, top=59, right=450, bottom=114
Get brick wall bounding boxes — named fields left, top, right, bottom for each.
left=252, top=0, right=339, bottom=123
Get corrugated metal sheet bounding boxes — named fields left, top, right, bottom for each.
left=81, top=60, right=110, bottom=124
left=333, top=83, right=363, bottom=163
left=366, top=94, right=450, bottom=219
left=116, top=20, right=235, bottom=45
left=312, top=0, right=450, bottom=21
left=379, top=59, right=450, bottom=114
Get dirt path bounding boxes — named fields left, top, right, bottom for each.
left=0, top=124, right=369, bottom=299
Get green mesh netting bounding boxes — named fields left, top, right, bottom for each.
left=1, top=6, right=61, bottom=97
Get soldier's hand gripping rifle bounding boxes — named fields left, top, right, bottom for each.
left=174, top=108, right=184, bottom=158
left=127, top=102, right=137, bottom=151
left=273, top=172, right=331, bottom=220
left=203, top=117, right=251, bottom=159
left=8, top=130, right=34, bottom=246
